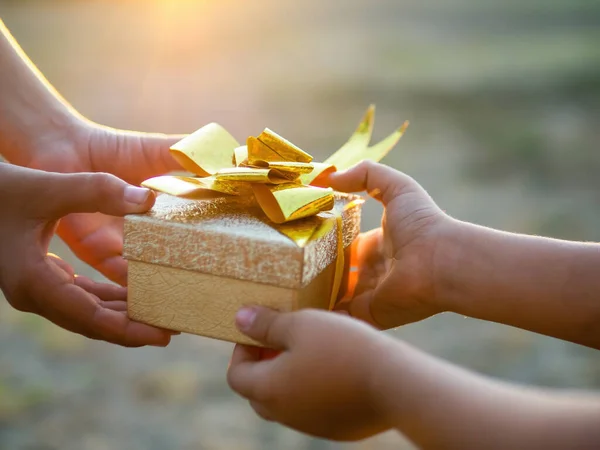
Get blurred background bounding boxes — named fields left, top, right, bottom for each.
left=1, top=0, right=599, bottom=449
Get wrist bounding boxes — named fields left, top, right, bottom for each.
left=430, top=218, right=482, bottom=315
left=0, top=108, right=81, bottom=166
left=366, top=336, right=412, bottom=428
left=0, top=19, right=84, bottom=166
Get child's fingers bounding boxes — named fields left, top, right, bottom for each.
left=234, top=306, right=293, bottom=349
left=230, top=344, right=263, bottom=366
left=327, top=160, right=415, bottom=206
left=334, top=294, right=379, bottom=328
left=227, top=345, right=278, bottom=402
left=259, top=348, right=282, bottom=360
left=249, top=399, right=275, bottom=422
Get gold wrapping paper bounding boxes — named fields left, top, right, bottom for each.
left=123, top=192, right=363, bottom=289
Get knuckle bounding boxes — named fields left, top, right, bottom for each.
left=356, top=159, right=375, bottom=172
left=90, top=172, right=119, bottom=197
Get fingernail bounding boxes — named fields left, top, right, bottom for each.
left=124, top=186, right=151, bottom=205
left=236, top=307, right=257, bottom=330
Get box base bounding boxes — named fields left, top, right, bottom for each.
left=127, top=253, right=345, bottom=346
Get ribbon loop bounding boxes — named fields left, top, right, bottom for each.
left=249, top=128, right=313, bottom=164
left=169, top=122, right=240, bottom=176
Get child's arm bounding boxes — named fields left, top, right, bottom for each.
left=328, top=161, right=600, bottom=348
left=228, top=306, right=600, bottom=448
left=377, top=335, right=600, bottom=449
left=436, top=219, right=600, bottom=349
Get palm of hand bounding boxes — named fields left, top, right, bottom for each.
left=24, top=122, right=181, bottom=285
left=338, top=197, right=444, bottom=329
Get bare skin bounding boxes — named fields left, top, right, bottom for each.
left=228, top=161, right=600, bottom=447
left=0, top=18, right=183, bottom=286
left=328, top=160, right=600, bottom=349
left=228, top=306, right=600, bottom=448
left=0, top=18, right=183, bottom=345
left=0, top=163, right=174, bottom=346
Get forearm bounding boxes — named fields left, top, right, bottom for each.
left=374, top=340, right=600, bottom=449
left=0, top=18, right=80, bottom=164
left=436, top=219, right=600, bottom=348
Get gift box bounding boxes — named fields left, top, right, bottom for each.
left=123, top=106, right=407, bottom=346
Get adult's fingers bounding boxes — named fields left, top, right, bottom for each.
left=106, top=129, right=186, bottom=185
left=47, top=252, right=127, bottom=301
left=327, top=160, right=418, bottom=206
left=47, top=253, right=75, bottom=279
left=128, top=131, right=186, bottom=176
left=74, top=275, right=127, bottom=301
left=235, top=306, right=295, bottom=349
left=56, top=214, right=128, bottom=286
left=31, top=260, right=171, bottom=347
left=97, top=300, right=128, bottom=312
left=27, top=170, right=155, bottom=219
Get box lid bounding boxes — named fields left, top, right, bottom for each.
left=123, top=192, right=362, bottom=289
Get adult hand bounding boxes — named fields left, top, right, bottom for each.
left=0, top=18, right=184, bottom=286
left=17, top=119, right=183, bottom=286
left=0, top=162, right=173, bottom=347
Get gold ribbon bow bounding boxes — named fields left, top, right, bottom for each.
left=142, top=105, right=408, bottom=226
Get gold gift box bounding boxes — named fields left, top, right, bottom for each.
left=123, top=106, right=407, bottom=345
left=123, top=192, right=362, bottom=346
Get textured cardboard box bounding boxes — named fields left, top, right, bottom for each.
left=124, top=192, right=362, bottom=346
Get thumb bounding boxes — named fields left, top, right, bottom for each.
left=124, top=131, right=186, bottom=174
left=327, top=160, right=419, bottom=206
left=114, top=129, right=186, bottom=183
left=235, top=306, right=293, bottom=349
left=31, top=170, right=155, bottom=219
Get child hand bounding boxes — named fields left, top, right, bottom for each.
left=227, top=307, right=393, bottom=441
left=0, top=163, right=173, bottom=347
left=328, top=160, right=451, bottom=329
